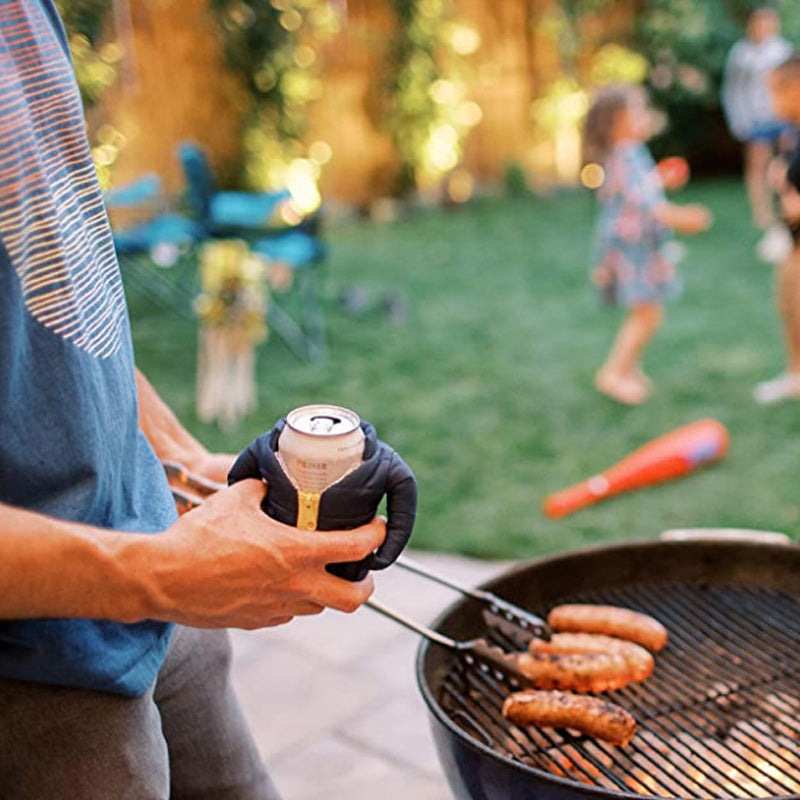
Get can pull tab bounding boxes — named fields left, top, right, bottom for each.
left=297, top=490, right=321, bottom=530
left=309, top=415, right=340, bottom=434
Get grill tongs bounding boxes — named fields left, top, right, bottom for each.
left=367, top=556, right=551, bottom=686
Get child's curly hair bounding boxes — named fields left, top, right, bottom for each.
left=582, top=84, right=647, bottom=165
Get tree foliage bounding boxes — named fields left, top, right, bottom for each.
left=381, top=0, right=481, bottom=195
left=635, top=0, right=800, bottom=163
left=556, top=0, right=800, bottom=167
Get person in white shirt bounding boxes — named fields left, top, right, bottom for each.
left=722, top=6, right=794, bottom=263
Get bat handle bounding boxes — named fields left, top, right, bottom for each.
left=542, top=474, right=610, bottom=519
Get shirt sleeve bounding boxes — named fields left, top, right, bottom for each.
left=721, top=43, right=751, bottom=141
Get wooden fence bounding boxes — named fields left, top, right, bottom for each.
left=100, top=0, right=636, bottom=205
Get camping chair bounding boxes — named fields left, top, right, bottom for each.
left=106, top=174, right=204, bottom=316
left=177, top=141, right=327, bottom=360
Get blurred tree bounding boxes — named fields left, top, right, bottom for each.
left=55, top=0, right=117, bottom=106
left=379, top=0, right=482, bottom=198
left=555, top=0, right=800, bottom=172
left=209, top=0, right=340, bottom=210
left=56, top=0, right=125, bottom=188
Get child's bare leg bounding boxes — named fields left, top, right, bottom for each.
left=745, top=141, right=775, bottom=230
left=754, top=249, right=800, bottom=403
left=783, top=311, right=800, bottom=375
left=596, top=304, right=663, bottom=404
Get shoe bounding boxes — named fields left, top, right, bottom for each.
left=753, top=373, right=800, bottom=405
left=756, top=225, right=794, bottom=264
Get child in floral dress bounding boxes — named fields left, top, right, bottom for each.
left=585, top=84, right=713, bottom=405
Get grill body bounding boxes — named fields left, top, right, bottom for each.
left=416, top=540, right=800, bottom=800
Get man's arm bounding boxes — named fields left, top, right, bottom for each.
left=135, top=369, right=233, bottom=484
left=653, top=202, right=713, bottom=234
left=0, top=481, right=385, bottom=627
left=0, top=371, right=385, bottom=626
left=721, top=43, right=751, bottom=141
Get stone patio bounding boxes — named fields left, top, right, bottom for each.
left=229, top=551, right=511, bottom=799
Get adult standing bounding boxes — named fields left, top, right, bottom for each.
left=753, top=56, right=800, bottom=404
left=0, top=2, right=384, bottom=798
left=722, top=5, right=793, bottom=263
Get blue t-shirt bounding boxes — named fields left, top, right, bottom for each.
left=0, top=1, right=177, bottom=696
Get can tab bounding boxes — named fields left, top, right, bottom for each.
left=297, top=490, right=321, bottom=530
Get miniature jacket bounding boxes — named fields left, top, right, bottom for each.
left=228, top=418, right=417, bottom=581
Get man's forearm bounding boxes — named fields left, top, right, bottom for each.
left=0, top=502, right=155, bottom=622
left=135, top=369, right=207, bottom=466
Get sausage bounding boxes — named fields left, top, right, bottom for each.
left=516, top=651, right=631, bottom=693
left=503, top=689, right=636, bottom=746
left=529, top=633, right=654, bottom=683
left=547, top=604, right=668, bottom=652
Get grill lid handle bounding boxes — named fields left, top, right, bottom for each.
left=660, top=528, right=791, bottom=545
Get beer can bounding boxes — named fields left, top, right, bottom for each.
left=277, top=405, right=365, bottom=529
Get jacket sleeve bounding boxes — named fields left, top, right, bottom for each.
left=369, top=449, right=417, bottom=570
left=227, top=442, right=263, bottom=483
left=227, top=421, right=284, bottom=485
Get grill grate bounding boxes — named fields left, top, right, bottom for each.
left=438, top=582, right=800, bottom=799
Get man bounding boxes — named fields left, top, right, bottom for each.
left=722, top=5, right=793, bottom=263
left=0, top=2, right=385, bottom=797
left=753, top=54, right=800, bottom=404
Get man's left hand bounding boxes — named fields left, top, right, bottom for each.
left=186, top=451, right=236, bottom=486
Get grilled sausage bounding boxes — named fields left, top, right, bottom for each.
left=528, top=633, right=654, bottom=683
left=547, top=604, right=668, bottom=652
left=516, top=651, right=631, bottom=693
left=503, top=689, right=636, bottom=746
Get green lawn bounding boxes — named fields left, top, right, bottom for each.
left=129, top=180, right=800, bottom=559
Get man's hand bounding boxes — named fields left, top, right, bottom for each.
left=136, top=480, right=386, bottom=629
left=182, top=451, right=236, bottom=486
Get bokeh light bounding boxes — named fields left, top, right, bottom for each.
left=308, top=140, right=333, bottom=165
left=449, top=25, right=480, bottom=56
left=286, top=158, right=322, bottom=213
left=580, top=163, right=605, bottom=190
left=447, top=169, right=474, bottom=203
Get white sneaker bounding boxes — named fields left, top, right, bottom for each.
left=756, top=225, right=794, bottom=264
left=753, top=373, right=800, bottom=405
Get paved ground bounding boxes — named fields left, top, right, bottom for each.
left=229, top=551, right=511, bottom=800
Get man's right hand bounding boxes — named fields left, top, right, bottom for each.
left=136, top=479, right=386, bottom=630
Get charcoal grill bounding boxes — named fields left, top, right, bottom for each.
left=415, top=538, right=800, bottom=800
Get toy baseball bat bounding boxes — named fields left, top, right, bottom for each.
left=543, top=419, right=729, bottom=519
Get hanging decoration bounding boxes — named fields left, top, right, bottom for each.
left=194, top=240, right=269, bottom=430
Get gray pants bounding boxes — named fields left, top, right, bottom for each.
left=0, top=626, right=281, bottom=799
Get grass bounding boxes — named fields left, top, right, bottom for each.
left=128, top=180, right=800, bottom=560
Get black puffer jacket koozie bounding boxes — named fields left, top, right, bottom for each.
left=228, top=418, right=417, bottom=581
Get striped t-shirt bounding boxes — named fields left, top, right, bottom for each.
left=0, top=0, right=176, bottom=696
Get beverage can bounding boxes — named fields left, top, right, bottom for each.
left=277, top=405, right=365, bottom=528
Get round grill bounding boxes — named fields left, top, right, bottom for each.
left=417, top=541, right=800, bottom=800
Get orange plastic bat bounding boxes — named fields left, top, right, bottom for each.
left=543, top=419, right=729, bottom=519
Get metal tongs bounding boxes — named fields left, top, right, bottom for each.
left=367, top=556, right=551, bottom=685
left=162, top=461, right=226, bottom=512
left=160, top=463, right=549, bottom=683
